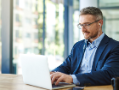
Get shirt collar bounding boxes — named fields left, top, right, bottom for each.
left=86, top=33, right=105, bottom=49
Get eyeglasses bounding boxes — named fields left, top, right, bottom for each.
left=77, top=20, right=100, bottom=29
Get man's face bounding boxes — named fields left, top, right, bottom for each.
left=79, top=14, right=101, bottom=42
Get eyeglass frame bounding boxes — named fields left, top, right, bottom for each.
left=77, top=19, right=100, bottom=29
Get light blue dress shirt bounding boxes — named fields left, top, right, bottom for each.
left=71, top=33, right=105, bottom=84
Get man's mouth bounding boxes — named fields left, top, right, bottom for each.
left=83, top=32, right=89, bottom=36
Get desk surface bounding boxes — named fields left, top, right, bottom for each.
left=0, top=74, right=113, bottom=90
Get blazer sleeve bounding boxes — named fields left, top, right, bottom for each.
left=75, top=45, right=119, bottom=86
left=52, top=40, right=84, bottom=73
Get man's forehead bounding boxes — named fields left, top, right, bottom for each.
left=79, top=15, right=95, bottom=22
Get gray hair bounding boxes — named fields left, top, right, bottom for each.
left=80, top=7, right=103, bottom=20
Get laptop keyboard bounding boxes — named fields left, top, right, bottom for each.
left=52, top=82, right=73, bottom=88
left=52, top=84, right=61, bottom=88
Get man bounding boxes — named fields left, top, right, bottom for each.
left=50, top=7, right=119, bottom=86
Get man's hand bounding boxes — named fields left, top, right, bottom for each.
left=50, top=72, right=55, bottom=74
left=50, top=72, right=73, bottom=85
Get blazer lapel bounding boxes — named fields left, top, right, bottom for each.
left=92, top=35, right=109, bottom=71
left=73, top=41, right=86, bottom=74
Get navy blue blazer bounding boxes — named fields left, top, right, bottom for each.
left=53, top=34, right=119, bottom=86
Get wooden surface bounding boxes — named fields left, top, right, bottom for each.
left=0, top=74, right=113, bottom=90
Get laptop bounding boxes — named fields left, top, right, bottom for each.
left=20, top=54, right=76, bottom=89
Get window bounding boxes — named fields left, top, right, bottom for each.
left=73, top=0, right=80, bottom=43
left=13, top=0, right=65, bottom=74
left=99, top=0, right=119, bottom=7
left=99, top=0, right=119, bottom=41
left=45, top=0, right=65, bottom=70
left=0, top=0, right=1, bottom=74
left=13, top=0, right=40, bottom=74
left=101, top=9, right=119, bottom=41
left=16, top=14, right=21, bottom=22
left=16, top=0, right=19, bottom=6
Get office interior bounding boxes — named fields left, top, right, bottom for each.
left=0, top=0, right=119, bottom=74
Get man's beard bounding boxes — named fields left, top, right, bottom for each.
left=84, top=30, right=99, bottom=42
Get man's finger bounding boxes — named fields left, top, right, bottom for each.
left=51, top=74, right=60, bottom=84
left=55, top=76, right=63, bottom=85
left=50, top=72, right=55, bottom=74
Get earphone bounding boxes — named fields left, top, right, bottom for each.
left=98, top=23, right=101, bottom=31
left=99, top=23, right=101, bottom=26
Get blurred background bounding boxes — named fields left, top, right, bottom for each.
left=0, top=0, right=119, bottom=74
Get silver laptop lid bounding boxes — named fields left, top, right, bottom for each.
left=20, top=54, right=52, bottom=89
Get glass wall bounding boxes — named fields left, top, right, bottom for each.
left=13, top=0, right=64, bottom=74
left=101, top=9, right=119, bottom=41
left=99, top=0, right=119, bottom=7
left=73, top=0, right=80, bottom=44
left=45, top=0, right=64, bottom=70
left=1, top=0, right=79, bottom=74
left=13, top=0, right=40, bottom=74
left=99, top=0, right=119, bottom=41
left=0, top=0, right=1, bottom=74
